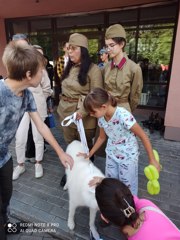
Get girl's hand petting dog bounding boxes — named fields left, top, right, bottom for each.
left=89, top=176, right=104, bottom=187
left=77, top=152, right=89, bottom=159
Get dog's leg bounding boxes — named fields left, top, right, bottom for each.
left=89, top=208, right=100, bottom=240
left=67, top=201, right=76, bottom=230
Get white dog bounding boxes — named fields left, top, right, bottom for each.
left=64, top=140, right=105, bottom=240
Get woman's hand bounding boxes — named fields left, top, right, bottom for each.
left=76, top=112, right=83, bottom=120
left=89, top=176, right=104, bottom=187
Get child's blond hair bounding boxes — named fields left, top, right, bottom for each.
left=2, top=41, right=44, bottom=81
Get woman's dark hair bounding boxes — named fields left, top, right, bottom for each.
left=112, top=37, right=126, bottom=50
left=95, top=178, right=139, bottom=227
left=84, top=88, right=117, bottom=113
left=61, top=47, right=92, bottom=86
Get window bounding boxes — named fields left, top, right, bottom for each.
left=137, top=24, right=174, bottom=108
left=12, top=21, right=28, bottom=35
left=123, top=4, right=176, bottom=109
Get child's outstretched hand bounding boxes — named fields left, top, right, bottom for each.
left=76, top=152, right=89, bottom=159
left=89, top=176, right=104, bottom=187
left=60, top=152, right=74, bottom=170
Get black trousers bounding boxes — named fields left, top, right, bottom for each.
left=25, top=123, right=35, bottom=158
left=0, top=158, right=13, bottom=240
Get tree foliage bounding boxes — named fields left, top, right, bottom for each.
left=127, top=27, right=173, bottom=65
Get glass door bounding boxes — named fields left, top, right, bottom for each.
left=137, top=24, right=174, bottom=108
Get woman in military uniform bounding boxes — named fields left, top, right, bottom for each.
left=104, top=24, right=143, bottom=113
left=57, top=33, right=103, bottom=185
left=94, top=24, right=143, bottom=159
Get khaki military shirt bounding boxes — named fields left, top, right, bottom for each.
left=104, top=53, right=143, bottom=112
left=57, top=63, right=103, bottom=129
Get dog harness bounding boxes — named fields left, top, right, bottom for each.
left=61, top=113, right=89, bottom=155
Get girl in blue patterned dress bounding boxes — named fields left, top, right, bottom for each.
left=81, top=88, right=161, bottom=195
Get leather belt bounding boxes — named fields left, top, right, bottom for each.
left=60, top=94, right=79, bottom=103
left=115, top=97, right=128, bottom=104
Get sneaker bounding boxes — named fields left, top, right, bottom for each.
left=5, top=221, right=28, bottom=234
left=25, top=157, right=35, bottom=163
left=60, top=174, right=66, bottom=187
left=35, top=163, right=43, bottom=178
left=13, top=165, right=25, bottom=180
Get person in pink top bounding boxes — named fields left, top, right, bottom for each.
left=91, top=177, right=180, bottom=240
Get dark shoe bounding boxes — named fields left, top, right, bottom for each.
left=25, top=157, right=35, bottom=163
left=5, top=221, right=27, bottom=234
left=60, top=174, right=66, bottom=187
